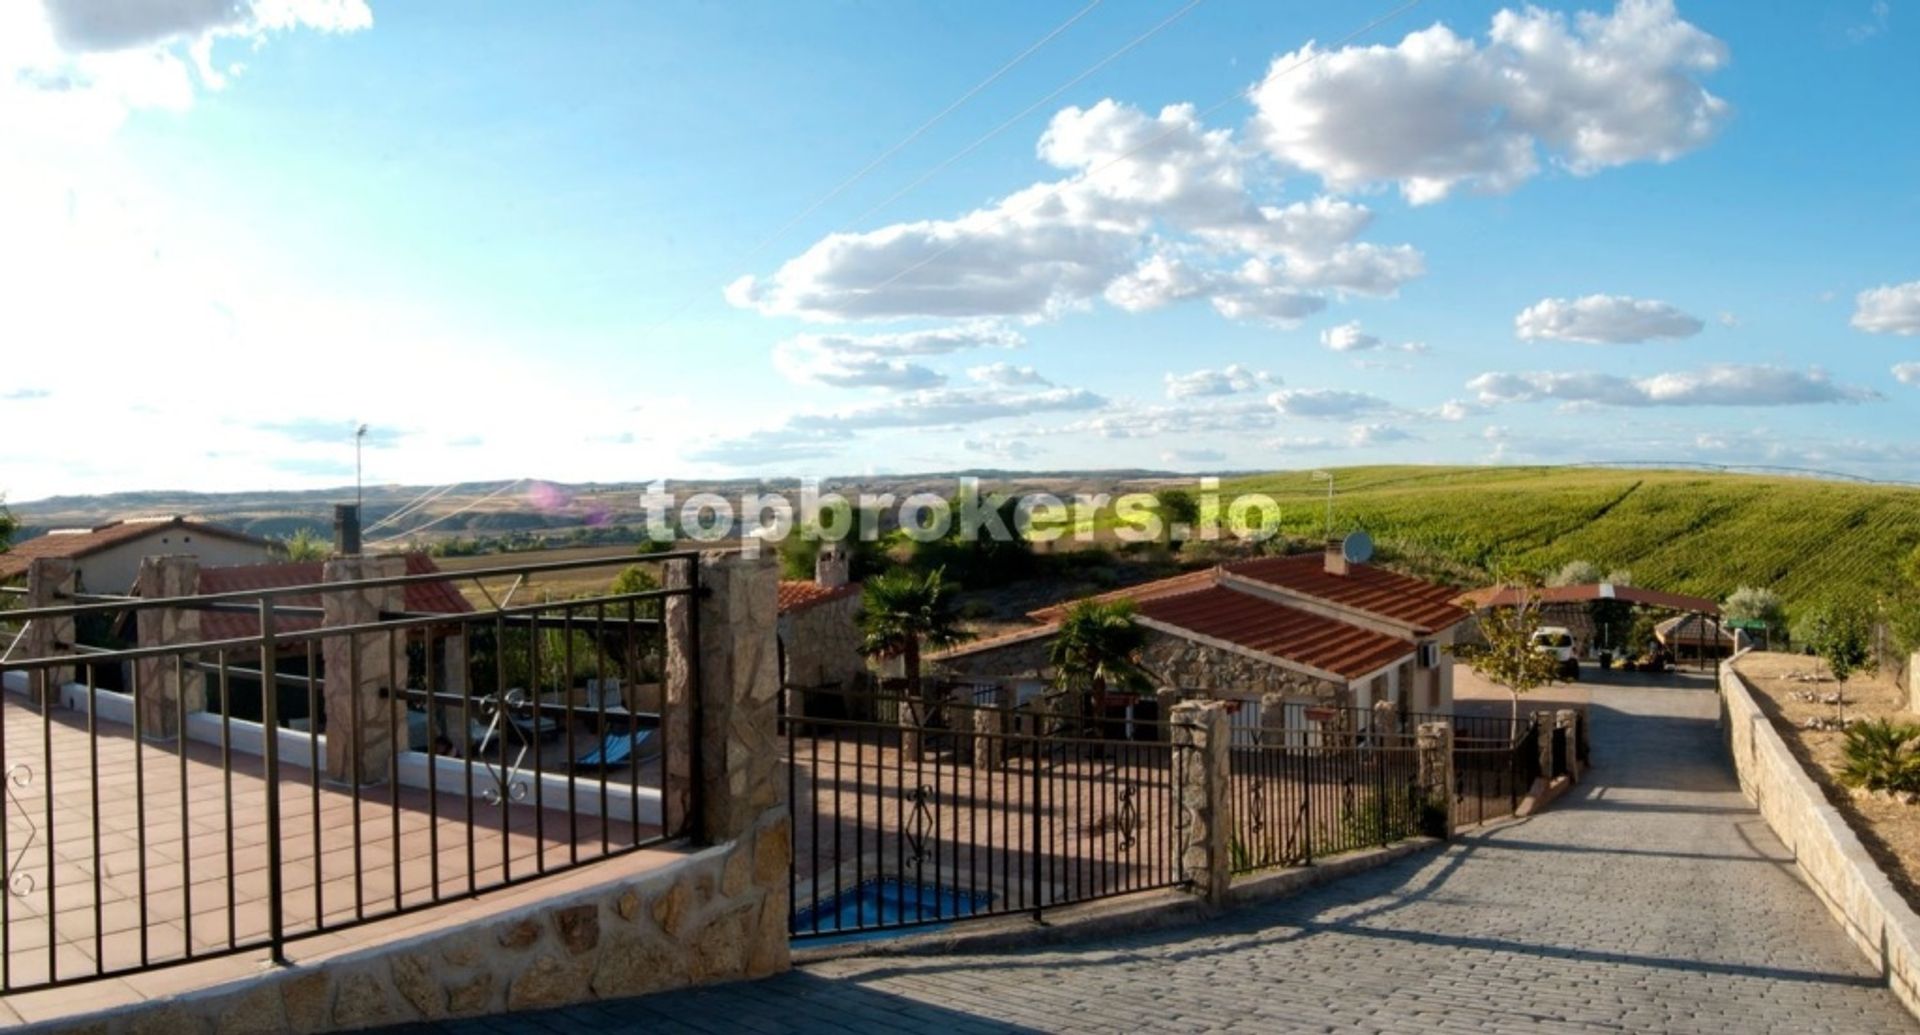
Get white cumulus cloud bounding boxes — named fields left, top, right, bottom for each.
left=771, top=323, right=1020, bottom=389
left=1514, top=294, right=1704, bottom=343
left=1268, top=387, right=1392, bottom=418
left=1894, top=363, right=1920, bottom=386
left=1468, top=364, right=1881, bottom=407
left=1852, top=281, right=1920, bottom=336
left=1249, top=0, right=1730, bottom=204
left=1164, top=364, right=1276, bottom=399
left=968, top=362, right=1051, bottom=388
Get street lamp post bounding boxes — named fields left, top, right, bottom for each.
left=1311, top=469, right=1334, bottom=539
left=355, top=423, right=368, bottom=510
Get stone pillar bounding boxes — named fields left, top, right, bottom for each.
left=972, top=705, right=1006, bottom=771
left=22, top=558, right=76, bottom=703
left=1154, top=687, right=1182, bottom=741
left=1171, top=700, right=1230, bottom=905
left=1416, top=722, right=1453, bottom=836
left=1555, top=709, right=1581, bottom=783
left=134, top=555, right=205, bottom=739
left=665, top=551, right=783, bottom=845
left=322, top=556, right=405, bottom=785
left=1258, top=692, right=1289, bottom=747
left=1533, top=710, right=1557, bottom=781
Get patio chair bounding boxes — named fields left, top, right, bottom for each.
left=572, top=726, right=657, bottom=771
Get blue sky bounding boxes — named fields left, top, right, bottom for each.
left=1, top=0, right=1916, bottom=501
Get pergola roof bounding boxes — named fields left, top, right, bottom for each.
left=1456, top=582, right=1721, bottom=615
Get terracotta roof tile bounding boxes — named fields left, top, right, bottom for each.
left=195, top=553, right=473, bottom=640
left=1025, top=568, right=1218, bottom=623
left=1224, top=554, right=1469, bottom=634
left=0, top=517, right=268, bottom=581
left=1134, top=584, right=1413, bottom=680
left=777, top=580, right=861, bottom=615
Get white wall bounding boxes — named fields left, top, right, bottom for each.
left=69, top=530, right=273, bottom=594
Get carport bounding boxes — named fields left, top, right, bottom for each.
left=1456, top=582, right=1726, bottom=672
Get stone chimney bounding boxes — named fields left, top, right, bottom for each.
left=333, top=503, right=361, bottom=556
left=1324, top=537, right=1349, bottom=577
left=815, top=541, right=851, bottom=588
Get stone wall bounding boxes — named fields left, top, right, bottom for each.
left=778, top=592, right=866, bottom=691
left=1721, top=656, right=1920, bottom=1022
left=31, top=811, right=790, bottom=1034
left=932, top=626, right=1347, bottom=703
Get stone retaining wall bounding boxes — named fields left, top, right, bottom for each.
left=29, top=810, right=790, bottom=1034
left=1720, top=655, right=1920, bottom=1021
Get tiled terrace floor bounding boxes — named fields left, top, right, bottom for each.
left=0, top=693, right=655, bottom=991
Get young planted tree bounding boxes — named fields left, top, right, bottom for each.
left=858, top=568, right=972, bottom=746
left=1152, top=488, right=1200, bottom=549
left=1799, top=594, right=1880, bottom=685
left=1046, top=600, right=1153, bottom=735
left=1450, top=591, right=1563, bottom=736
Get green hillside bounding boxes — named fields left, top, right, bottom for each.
left=1213, top=465, right=1920, bottom=615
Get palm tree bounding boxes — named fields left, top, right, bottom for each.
left=1047, top=600, right=1153, bottom=735
left=858, top=568, right=972, bottom=746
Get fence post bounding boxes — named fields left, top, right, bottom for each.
left=22, top=558, right=76, bottom=705
left=972, top=704, right=1005, bottom=771
left=258, top=601, right=287, bottom=965
left=1533, top=710, right=1556, bottom=784
left=321, top=556, right=405, bottom=784
left=1555, top=709, right=1580, bottom=783
left=1416, top=722, right=1453, bottom=837
left=665, top=550, right=782, bottom=844
left=134, top=555, right=204, bottom=739
left=1171, top=700, right=1230, bottom=905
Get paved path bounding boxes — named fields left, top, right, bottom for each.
left=405, top=686, right=1918, bottom=1034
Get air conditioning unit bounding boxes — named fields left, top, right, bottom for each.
left=1418, top=642, right=1440, bottom=669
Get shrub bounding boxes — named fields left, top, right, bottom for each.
left=1838, top=720, right=1920, bottom=794
left=1797, top=594, right=1880, bottom=684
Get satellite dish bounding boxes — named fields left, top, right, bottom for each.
left=1342, top=530, right=1374, bottom=564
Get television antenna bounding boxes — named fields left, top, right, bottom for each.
left=1311, top=470, right=1334, bottom=538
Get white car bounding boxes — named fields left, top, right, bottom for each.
left=1531, top=626, right=1580, bottom=681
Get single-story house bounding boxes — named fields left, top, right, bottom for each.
left=0, top=516, right=274, bottom=594
left=777, top=544, right=868, bottom=716
left=929, top=540, right=1471, bottom=734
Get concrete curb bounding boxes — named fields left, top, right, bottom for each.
left=791, top=837, right=1444, bottom=965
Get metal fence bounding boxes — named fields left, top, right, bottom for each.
left=785, top=698, right=1187, bottom=940
left=1453, top=719, right=1539, bottom=829
left=1226, top=740, right=1427, bottom=874
left=0, top=552, right=698, bottom=994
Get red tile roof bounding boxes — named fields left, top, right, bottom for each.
left=0, top=517, right=268, bottom=581
left=1224, top=554, right=1470, bottom=634
left=1133, top=583, right=1413, bottom=680
left=777, top=580, right=861, bottom=615
left=195, top=553, right=473, bottom=640
left=1456, top=583, right=1719, bottom=614
left=1025, top=568, right=1219, bottom=624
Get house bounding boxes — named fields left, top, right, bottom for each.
left=929, top=540, right=1471, bottom=733
left=0, top=516, right=273, bottom=593
left=776, top=543, right=867, bottom=712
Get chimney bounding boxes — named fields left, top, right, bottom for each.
left=1324, top=537, right=1348, bottom=577
left=333, top=503, right=362, bottom=556
left=815, top=541, right=851, bottom=588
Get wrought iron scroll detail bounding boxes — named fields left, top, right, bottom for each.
left=5, top=764, right=36, bottom=896
left=1247, top=782, right=1266, bottom=835
left=904, top=784, right=936, bottom=866
left=478, top=688, right=533, bottom=806
left=1115, top=784, right=1140, bottom=850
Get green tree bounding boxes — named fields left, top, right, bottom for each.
left=276, top=526, right=331, bottom=562
left=782, top=502, right=889, bottom=582
left=910, top=493, right=1034, bottom=588
left=858, top=568, right=972, bottom=735
left=1547, top=560, right=1600, bottom=587
left=0, top=494, right=14, bottom=554
left=1799, top=594, right=1880, bottom=685
left=1450, top=589, right=1563, bottom=734
left=1153, top=489, right=1200, bottom=547
left=1724, top=586, right=1787, bottom=641
left=1046, top=600, right=1153, bottom=733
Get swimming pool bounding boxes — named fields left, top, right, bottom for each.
left=791, top=877, right=995, bottom=939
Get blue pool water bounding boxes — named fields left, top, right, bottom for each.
left=792, top=878, right=994, bottom=940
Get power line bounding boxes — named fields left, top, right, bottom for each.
left=854, top=0, right=1426, bottom=301
left=843, top=0, right=1206, bottom=228
left=366, top=478, right=528, bottom=547
left=361, top=481, right=463, bottom=535
left=643, top=0, right=1109, bottom=330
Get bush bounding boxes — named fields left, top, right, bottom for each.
left=1838, top=720, right=1920, bottom=794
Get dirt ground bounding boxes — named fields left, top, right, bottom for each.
left=1734, top=650, right=1920, bottom=912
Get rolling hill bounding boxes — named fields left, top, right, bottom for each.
left=1214, top=465, right=1920, bottom=614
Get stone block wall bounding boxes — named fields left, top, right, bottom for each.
left=32, top=809, right=791, bottom=1034
left=777, top=592, right=866, bottom=692
left=1721, top=656, right=1920, bottom=1023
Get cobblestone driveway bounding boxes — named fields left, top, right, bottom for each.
left=404, top=685, right=1918, bottom=1034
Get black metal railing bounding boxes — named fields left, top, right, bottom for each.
left=0, top=551, right=699, bottom=994
left=785, top=701, right=1187, bottom=940
left=1226, top=739, right=1426, bottom=874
